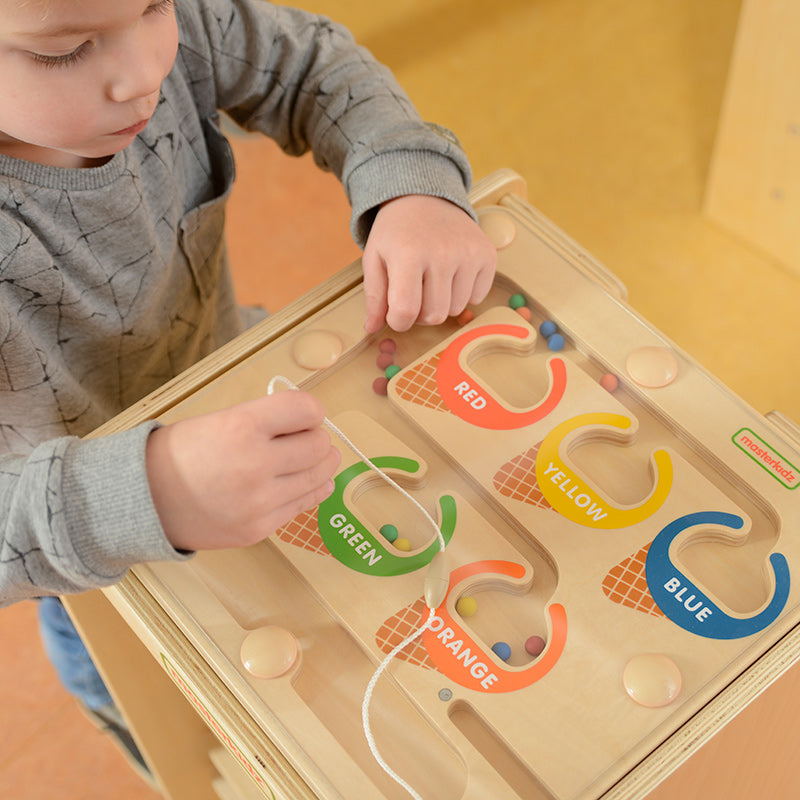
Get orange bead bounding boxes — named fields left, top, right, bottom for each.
left=515, top=306, right=532, bottom=322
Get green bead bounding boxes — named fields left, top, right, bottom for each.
left=380, top=524, right=399, bottom=543
left=508, top=293, right=526, bottom=310
left=385, top=364, right=401, bottom=379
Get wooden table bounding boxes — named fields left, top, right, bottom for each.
left=64, top=169, right=800, bottom=800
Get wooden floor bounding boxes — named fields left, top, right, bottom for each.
left=3, top=1, right=800, bottom=798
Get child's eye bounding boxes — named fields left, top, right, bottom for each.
left=30, top=42, right=92, bottom=70
left=28, top=1, right=173, bottom=70
left=147, top=0, right=175, bottom=15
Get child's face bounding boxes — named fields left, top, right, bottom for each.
left=0, top=0, right=178, bottom=167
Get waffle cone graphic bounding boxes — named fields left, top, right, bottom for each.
left=602, top=543, right=664, bottom=617
left=375, top=597, right=438, bottom=669
left=392, top=353, right=450, bottom=413
left=493, top=444, right=554, bottom=511
left=274, top=507, right=330, bottom=556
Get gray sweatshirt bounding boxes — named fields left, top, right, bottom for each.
left=0, top=0, right=474, bottom=604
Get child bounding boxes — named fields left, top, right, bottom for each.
left=0, top=0, right=496, bottom=768
left=0, top=0, right=495, bottom=763
left=0, top=0, right=496, bottom=595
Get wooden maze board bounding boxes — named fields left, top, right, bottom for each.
left=111, top=177, right=800, bottom=800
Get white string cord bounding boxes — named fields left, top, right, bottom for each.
left=267, top=375, right=446, bottom=799
left=360, top=606, right=437, bottom=800
left=267, top=375, right=446, bottom=553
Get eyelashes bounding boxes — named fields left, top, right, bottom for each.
left=30, top=42, right=93, bottom=70
left=152, top=0, right=175, bottom=14
left=149, top=0, right=176, bottom=16
left=28, top=0, right=175, bottom=70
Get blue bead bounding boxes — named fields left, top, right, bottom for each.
left=539, top=320, right=557, bottom=338
left=491, top=641, right=512, bottom=662
left=547, top=333, right=565, bottom=351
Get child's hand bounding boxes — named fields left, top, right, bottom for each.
left=145, top=391, right=340, bottom=551
left=362, top=195, right=497, bottom=333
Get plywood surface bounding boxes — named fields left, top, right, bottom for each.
left=97, top=179, right=800, bottom=799
left=705, top=0, right=800, bottom=275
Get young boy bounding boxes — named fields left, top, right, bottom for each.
left=0, top=0, right=496, bottom=764
left=0, top=0, right=496, bottom=596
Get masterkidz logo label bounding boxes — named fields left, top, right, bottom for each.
left=733, top=428, right=798, bottom=490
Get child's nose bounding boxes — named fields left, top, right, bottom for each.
left=106, top=30, right=168, bottom=104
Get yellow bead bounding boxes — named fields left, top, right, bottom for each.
left=456, top=596, right=477, bottom=617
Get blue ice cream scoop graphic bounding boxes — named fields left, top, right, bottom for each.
left=646, top=511, right=790, bottom=639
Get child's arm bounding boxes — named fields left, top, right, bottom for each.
left=361, top=195, right=497, bottom=333
left=0, top=393, right=339, bottom=605
left=184, top=0, right=486, bottom=300
left=145, top=391, right=340, bottom=552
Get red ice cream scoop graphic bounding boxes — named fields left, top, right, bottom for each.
left=436, top=323, right=567, bottom=429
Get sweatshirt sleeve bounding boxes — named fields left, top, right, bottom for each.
left=175, top=0, right=475, bottom=245
left=0, top=422, right=190, bottom=607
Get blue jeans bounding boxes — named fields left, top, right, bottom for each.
left=37, top=596, right=113, bottom=711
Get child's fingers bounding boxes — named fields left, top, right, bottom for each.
left=275, top=443, right=341, bottom=505
left=469, top=257, right=496, bottom=305
left=248, top=390, right=326, bottom=438
left=384, top=263, right=423, bottom=332
left=259, top=443, right=341, bottom=535
left=363, top=195, right=499, bottom=332
left=413, top=261, right=454, bottom=326
left=269, top=427, right=336, bottom=477
left=361, top=249, right=390, bottom=333
left=446, top=267, right=478, bottom=318
left=146, top=388, right=342, bottom=551
left=452, top=237, right=497, bottom=312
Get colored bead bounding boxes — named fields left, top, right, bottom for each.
left=547, top=333, right=565, bottom=351
left=515, top=306, right=532, bottom=322
left=379, top=338, right=397, bottom=354
left=372, top=377, right=389, bottom=395
left=492, top=641, right=512, bottom=661
left=394, top=537, right=412, bottom=551
left=455, top=596, right=477, bottom=617
left=508, top=293, right=526, bottom=310
left=524, top=635, right=546, bottom=657
left=385, top=364, right=401, bottom=380
left=376, top=352, right=394, bottom=369
left=379, top=524, right=399, bottom=543
left=455, top=308, right=475, bottom=326
left=599, top=373, right=619, bottom=393
left=539, top=320, right=557, bottom=338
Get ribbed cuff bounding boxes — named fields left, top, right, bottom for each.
left=348, top=149, right=476, bottom=246
left=62, top=422, right=191, bottom=582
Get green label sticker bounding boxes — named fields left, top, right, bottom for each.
left=318, top=457, right=456, bottom=575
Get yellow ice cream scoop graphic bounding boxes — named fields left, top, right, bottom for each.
left=535, top=413, right=673, bottom=528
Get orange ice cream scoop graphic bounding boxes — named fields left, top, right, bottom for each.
left=602, top=543, right=664, bottom=617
